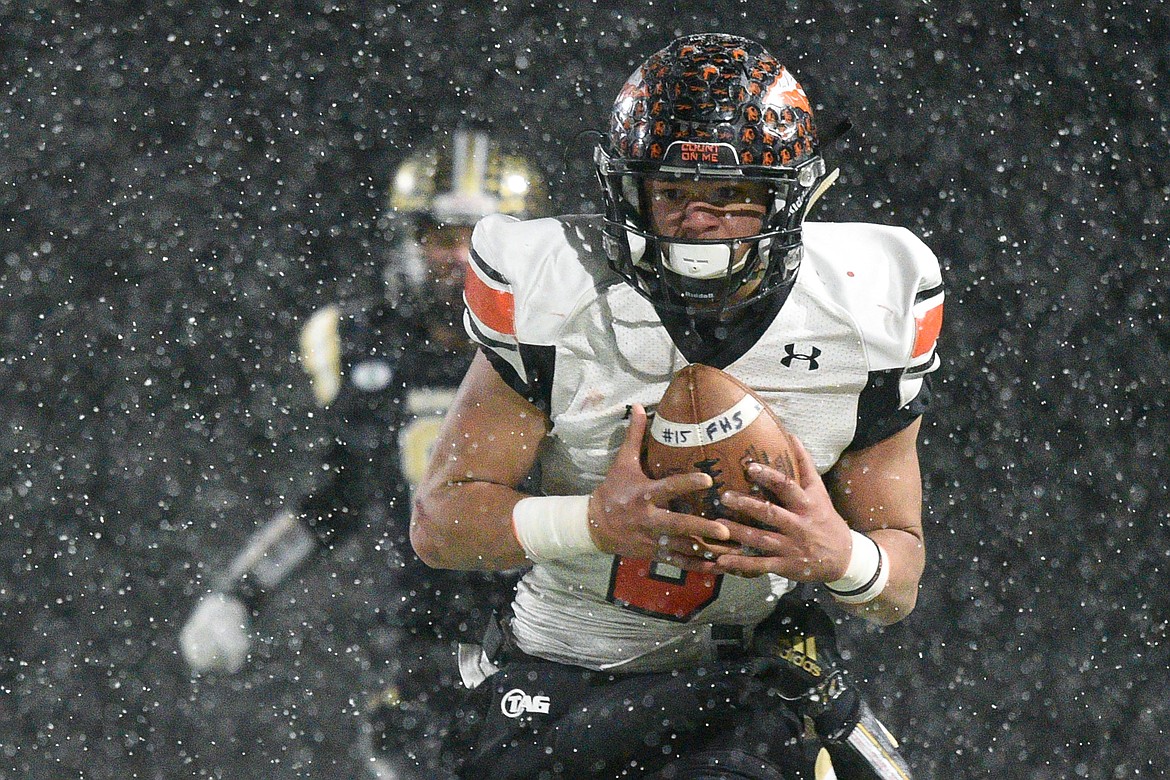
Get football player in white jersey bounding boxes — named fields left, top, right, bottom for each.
left=178, top=129, right=548, bottom=778
left=412, top=34, right=943, bottom=780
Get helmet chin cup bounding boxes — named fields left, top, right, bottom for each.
left=664, top=241, right=735, bottom=280
left=626, top=229, right=647, bottom=266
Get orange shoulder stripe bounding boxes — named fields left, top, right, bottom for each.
left=464, top=268, right=515, bottom=336
left=912, top=304, right=943, bottom=358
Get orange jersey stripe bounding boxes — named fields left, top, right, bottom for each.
left=912, top=304, right=943, bottom=358
left=464, top=269, right=516, bottom=336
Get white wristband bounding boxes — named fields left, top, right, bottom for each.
left=511, top=495, right=599, bottom=562
left=825, top=530, right=890, bottom=604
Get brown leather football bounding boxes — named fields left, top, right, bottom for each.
left=642, top=363, right=799, bottom=530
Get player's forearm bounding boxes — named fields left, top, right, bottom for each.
left=215, top=509, right=323, bottom=608
left=410, top=479, right=532, bottom=571
left=834, top=526, right=923, bottom=625
left=411, top=352, right=552, bottom=571
left=826, top=419, right=925, bottom=625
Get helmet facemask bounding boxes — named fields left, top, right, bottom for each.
left=597, top=144, right=829, bottom=318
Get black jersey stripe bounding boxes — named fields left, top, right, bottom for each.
left=466, top=310, right=519, bottom=352
left=480, top=343, right=555, bottom=413
left=469, top=246, right=510, bottom=286
left=903, top=353, right=939, bottom=378
left=915, top=283, right=944, bottom=304
left=847, top=370, right=931, bottom=452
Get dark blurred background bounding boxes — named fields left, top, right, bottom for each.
left=2, top=1, right=1167, bottom=777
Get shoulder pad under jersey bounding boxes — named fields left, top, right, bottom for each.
left=464, top=214, right=604, bottom=385
left=803, top=221, right=943, bottom=381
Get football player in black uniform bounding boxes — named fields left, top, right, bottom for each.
left=179, top=128, right=548, bottom=778
left=412, top=36, right=939, bottom=779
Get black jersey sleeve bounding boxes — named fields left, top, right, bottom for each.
left=848, top=370, right=932, bottom=452
left=847, top=272, right=943, bottom=452
left=295, top=299, right=413, bottom=544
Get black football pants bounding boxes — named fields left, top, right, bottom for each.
left=446, top=655, right=819, bottom=779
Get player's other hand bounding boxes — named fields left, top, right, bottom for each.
left=714, top=434, right=853, bottom=582
left=179, top=591, right=252, bottom=674
left=586, top=404, right=731, bottom=570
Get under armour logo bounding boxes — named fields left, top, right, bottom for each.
left=781, top=343, right=821, bottom=370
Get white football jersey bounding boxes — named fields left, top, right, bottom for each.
left=464, top=214, right=943, bottom=672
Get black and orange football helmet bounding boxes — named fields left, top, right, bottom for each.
left=595, top=33, right=838, bottom=314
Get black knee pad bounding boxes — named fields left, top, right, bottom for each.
left=651, top=748, right=790, bottom=780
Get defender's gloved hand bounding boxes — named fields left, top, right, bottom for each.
left=754, top=595, right=914, bottom=780
left=179, top=591, right=252, bottom=674
left=754, top=594, right=859, bottom=740
left=178, top=510, right=320, bottom=675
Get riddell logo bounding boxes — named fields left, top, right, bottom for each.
left=680, top=142, right=721, bottom=162
left=500, top=688, right=551, bottom=718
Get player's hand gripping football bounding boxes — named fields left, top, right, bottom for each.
left=586, top=404, right=733, bottom=570
left=713, top=433, right=855, bottom=582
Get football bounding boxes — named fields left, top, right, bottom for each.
left=642, top=363, right=800, bottom=536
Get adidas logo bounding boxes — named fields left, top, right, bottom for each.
left=777, top=635, right=823, bottom=677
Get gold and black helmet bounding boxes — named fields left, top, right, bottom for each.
left=388, top=128, right=549, bottom=226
